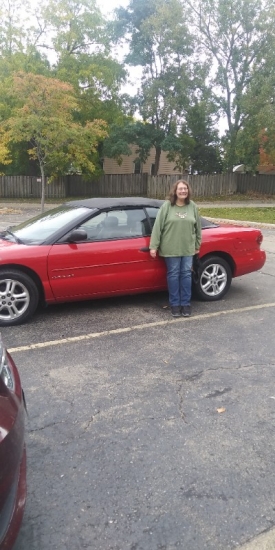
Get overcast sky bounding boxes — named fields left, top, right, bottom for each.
left=97, top=0, right=142, bottom=94
left=99, top=0, right=129, bottom=16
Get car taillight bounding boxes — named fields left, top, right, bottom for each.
left=256, top=233, right=263, bottom=246
left=0, top=334, right=14, bottom=391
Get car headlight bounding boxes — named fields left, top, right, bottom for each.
left=0, top=335, right=14, bottom=391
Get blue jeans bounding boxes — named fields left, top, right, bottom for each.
left=164, top=256, right=193, bottom=307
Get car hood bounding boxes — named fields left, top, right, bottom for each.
left=0, top=238, right=25, bottom=250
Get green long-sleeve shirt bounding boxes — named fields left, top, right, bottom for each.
left=149, top=200, right=202, bottom=257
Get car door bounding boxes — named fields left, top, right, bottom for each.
left=47, top=207, right=166, bottom=300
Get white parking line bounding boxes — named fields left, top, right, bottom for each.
left=8, top=302, right=275, bottom=354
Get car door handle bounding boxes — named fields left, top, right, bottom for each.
left=140, top=247, right=150, bottom=252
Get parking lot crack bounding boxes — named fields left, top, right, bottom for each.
left=29, top=420, right=66, bottom=432
left=82, top=413, right=100, bottom=430
left=176, top=381, right=188, bottom=423
left=185, top=371, right=204, bottom=382
left=261, top=269, right=275, bottom=277
left=198, top=362, right=275, bottom=375
left=205, top=387, right=232, bottom=398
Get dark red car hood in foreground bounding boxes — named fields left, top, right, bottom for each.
left=0, top=339, right=26, bottom=550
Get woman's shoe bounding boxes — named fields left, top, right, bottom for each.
left=182, top=306, right=191, bottom=317
left=171, top=306, right=181, bottom=317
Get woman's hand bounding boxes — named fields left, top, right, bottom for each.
left=150, top=249, right=157, bottom=259
left=195, top=249, right=200, bottom=254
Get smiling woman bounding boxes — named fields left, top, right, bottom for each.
left=149, top=180, right=202, bottom=317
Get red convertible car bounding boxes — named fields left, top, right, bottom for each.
left=0, top=335, right=26, bottom=549
left=0, top=197, right=266, bottom=326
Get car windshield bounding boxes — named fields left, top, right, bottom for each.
left=201, top=217, right=219, bottom=229
left=8, top=206, right=90, bottom=244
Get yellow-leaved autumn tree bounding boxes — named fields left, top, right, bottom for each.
left=0, top=140, right=11, bottom=170
left=0, top=72, right=107, bottom=211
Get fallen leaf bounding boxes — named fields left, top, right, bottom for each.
left=217, top=407, right=226, bottom=413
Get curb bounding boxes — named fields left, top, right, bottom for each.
left=205, top=217, right=275, bottom=230
left=238, top=526, right=275, bottom=549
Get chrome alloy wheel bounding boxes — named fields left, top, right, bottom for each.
left=0, top=278, right=30, bottom=321
left=200, top=263, right=228, bottom=297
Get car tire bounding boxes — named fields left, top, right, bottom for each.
left=0, top=270, right=39, bottom=326
left=193, top=256, right=232, bottom=301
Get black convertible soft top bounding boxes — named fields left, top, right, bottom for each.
left=65, top=197, right=164, bottom=210
left=64, top=197, right=218, bottom=228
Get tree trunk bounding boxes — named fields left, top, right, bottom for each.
left=154, top=146, right=162, bottom=175
left=40, top=165, right=45, bottom=213
left=226, top=129, right=239, bottom=172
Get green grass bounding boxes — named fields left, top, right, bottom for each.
left=199, top=207, right=275, bottom=224
left=195, top=192, right=275, bottom=202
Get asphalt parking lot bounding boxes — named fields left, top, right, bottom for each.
left=1, top=203, right=275, bottom=550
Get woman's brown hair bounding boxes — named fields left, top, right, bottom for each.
left=167, top=180, right=192, bottom=206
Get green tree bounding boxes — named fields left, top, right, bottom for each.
left=184, top=102, right=222, bottom=173
left=163, top=101, right=222, bottom=173
left=186, top=0, right=275, bottom=170
left=114, top=0, right=205, bottom=174
left=0, top=0, right=31, bottom=55
left=35, top=0, right=106, bottom=57
left=103, top=120, right=165, bottom=170
left=0, top=72, right=107, bottom=211
left=234, top=39, right=275, bottom=171
left=0, top=48, right=52, bottom=176
left=0, top=0, right=126, bottom=176
left=104, top=101, right=222, bottom=175
left=32, top=0, right=127, bottom=126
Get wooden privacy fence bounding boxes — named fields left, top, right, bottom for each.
left=65, top=174, right=148, bottom=197
left=234, top=173, right=275, bottom=195
left=0, top=176, right=66, bottom=199
left=148, top=173, right=238, bottom=198
left=0, top=173, right=274, bottom=200
left=0, top=174, right=148, bottom=199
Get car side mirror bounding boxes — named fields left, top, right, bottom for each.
left=68, top=229, right=87, bottom=242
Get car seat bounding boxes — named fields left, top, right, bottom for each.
left=97, top=216, right=119, bottom=239
left=126, top=211, right=144, bottom=236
